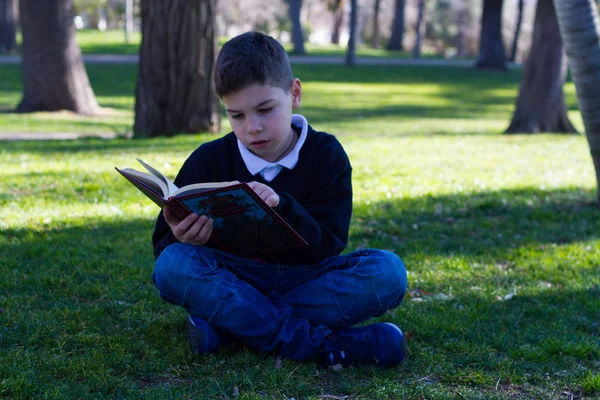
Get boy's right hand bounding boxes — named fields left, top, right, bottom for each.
left=164, top=206, right=214, bottom=246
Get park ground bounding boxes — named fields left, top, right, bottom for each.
left=0, top=34, right=599, bottom=400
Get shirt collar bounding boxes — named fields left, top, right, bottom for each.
left=237, top=114, right=309, bottom=176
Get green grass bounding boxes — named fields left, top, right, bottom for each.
left=11, top=29, right=443, bottom=59
left=0, top=63, right=583, bottom=136
left=1, top=64, right=599, bottom=399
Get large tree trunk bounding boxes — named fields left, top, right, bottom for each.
left=371, top=0, right=381, bottom=48
left=505, top=0, right=576, bottom=134
left=345, top=0, right=357, bottom=66
left=134, top=0, right=220, bottom=137
left=413, top=0, right=425, bottom=58
left=0, top=0, right=17, bottom=52
left=387, top=0, right=405, bottom=51
left=288, top=0, right=305, bottom=54
left=475, top=0, right=507, bottom=70
left=330, top=0, right=345, bottom=45
left=17, top=0, right=99, bottom=115
left=510, top=0, right=524, bottom=62
left=554, top=0, right=600, bottom=204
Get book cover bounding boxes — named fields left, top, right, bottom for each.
left=174, top=183, right=308, bottom=257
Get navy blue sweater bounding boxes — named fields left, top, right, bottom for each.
left=152, top=125, right=353, bottom=265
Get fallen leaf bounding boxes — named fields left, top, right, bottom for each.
left=503, top=293, right=516, bottom=301
left=405, top=331, right=415, bottom=341
left=233, top=385, right=240, bottom=397
left=330, top=363, right=344, bottom=372
left=274, top=357, right=282, bottom=369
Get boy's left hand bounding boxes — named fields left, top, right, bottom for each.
left=247, top=181, right=280, bottom=207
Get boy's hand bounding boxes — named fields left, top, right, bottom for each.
left=164, top=206, right=214, bottom=246
left=247, top=181, right=280, bottom=207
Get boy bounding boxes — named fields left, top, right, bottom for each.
left=152, top=31, right=408, bottom=368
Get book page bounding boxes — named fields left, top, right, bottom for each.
left=137, top=158, right=179, bottom=196
left=172, top=181, right=240, bottom=198
left=119, top=168, right=169, bottom=199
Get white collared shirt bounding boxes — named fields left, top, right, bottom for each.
left=237, top=114, right=308, bottom=182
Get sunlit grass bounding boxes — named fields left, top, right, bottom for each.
left=0, top=63, right=584, bottom=136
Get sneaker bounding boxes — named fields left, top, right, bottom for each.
left=317, top=322, right=407, bottom=369
left=186, top=315, right=231, bottom=355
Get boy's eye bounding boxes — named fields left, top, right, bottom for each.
left=258, top=107, right=273, bottom=114
left=231, top=114, right=244, bottom=120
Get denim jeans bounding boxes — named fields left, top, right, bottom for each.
left=152, top=243, right=407, bottom=361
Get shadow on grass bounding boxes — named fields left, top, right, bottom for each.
left=350, top=187, right=599, bottom=260
left=1, top=210, right=598, bottom=397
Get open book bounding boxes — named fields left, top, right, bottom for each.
left=116, top=159, right=308, bottom=257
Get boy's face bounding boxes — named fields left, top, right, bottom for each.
left=222, top=79, right=302, bottom=163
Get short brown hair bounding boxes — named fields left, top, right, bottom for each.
left=214, top=31, right=293, bottom=98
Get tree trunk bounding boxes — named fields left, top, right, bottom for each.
left=475, top=0, right=507, bottom=70
left=371, top=0, right=381, bottom=48
left=506, top=0, right=576, bottom=134
left=0, top=0, right=17, bottom=52
left=387, top=0, right=405, bottom=51
left=345, top=0, right=357, bottom=66
left=288, top=0, right=305, bottom=54
left=510, top=0, right=524, bottom=62
left=134, top=0, right=220, bottom=137
left=554, top=0, right=600, bottom=204
left=17, top=0, right=99, bottom=115
left=330, top=0, right=344, bottom=45
left=413, top=0, right=425, bottom=58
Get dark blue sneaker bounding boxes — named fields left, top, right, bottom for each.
left=318, top=323, right=407, bottom=369
left=186, top=315, right=231, bottom=355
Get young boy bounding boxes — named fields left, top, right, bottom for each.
left=151, top=31, right=408, bottom=368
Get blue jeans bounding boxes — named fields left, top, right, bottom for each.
left=153, top=243, right=407, bottom=361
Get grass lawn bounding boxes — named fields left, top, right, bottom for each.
left=11, top=29, right=441, bottom=59
left=1, top=63, right=599, bottom=399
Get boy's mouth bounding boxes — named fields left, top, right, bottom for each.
left=250, top=139, right=270, bottom=148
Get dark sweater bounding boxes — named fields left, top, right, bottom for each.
left=152, top=124, right=353, bottom=265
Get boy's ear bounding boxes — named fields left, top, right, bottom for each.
left=290, top=78, right=302, bottom=109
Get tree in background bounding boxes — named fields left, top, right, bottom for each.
left=413, top=0, right=426, bottom=58
left=505, top=0, right=576, bottom=134
left=346, top=0, right=357, bottom=65
left=0, top=0, right=17, bottom=53
left=17, top=0, right=99, bottom=115
left=134, top=0, right=220, bottom=137
left=509, top=0, right=524, bottom=62
left=329, top=0, right=344, bottom=44
left=387, top=0, right=405, bottom=50
left=554, top=0, right=600, bottom=204
left=475, top=0, right=507, bottom=70
left=371, top=0, right=381, bottom=48
left=288, top=0, right=305, bottom=54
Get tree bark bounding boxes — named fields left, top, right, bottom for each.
left=475, top=0, right=507, bottom=70
left=387, top=0, right=405, bottom=51
left=371, top=0, right=381, bottom=48
left=505, top=0, right=576, bottom=134
left=554, top=0, right=600, bottom=204
left=134, top=0, right=220, bottom=137
left=17, top=0, right=99, bottom=115
left=345, top=0, right=357, bottom=66
left=288, top=0, right=305, bottom=54
left=0, top=0, right=17, bottom=52
left=510, top=0, right=524, bottom=62
left=413, top=0, right=425, bottom=58
left=330, top=0, right=345, bottom=45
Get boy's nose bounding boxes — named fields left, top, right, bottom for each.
left=247, top=116, right=263, bottom=134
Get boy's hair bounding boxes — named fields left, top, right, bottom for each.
left=214, top=31, right=294, bottom=99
